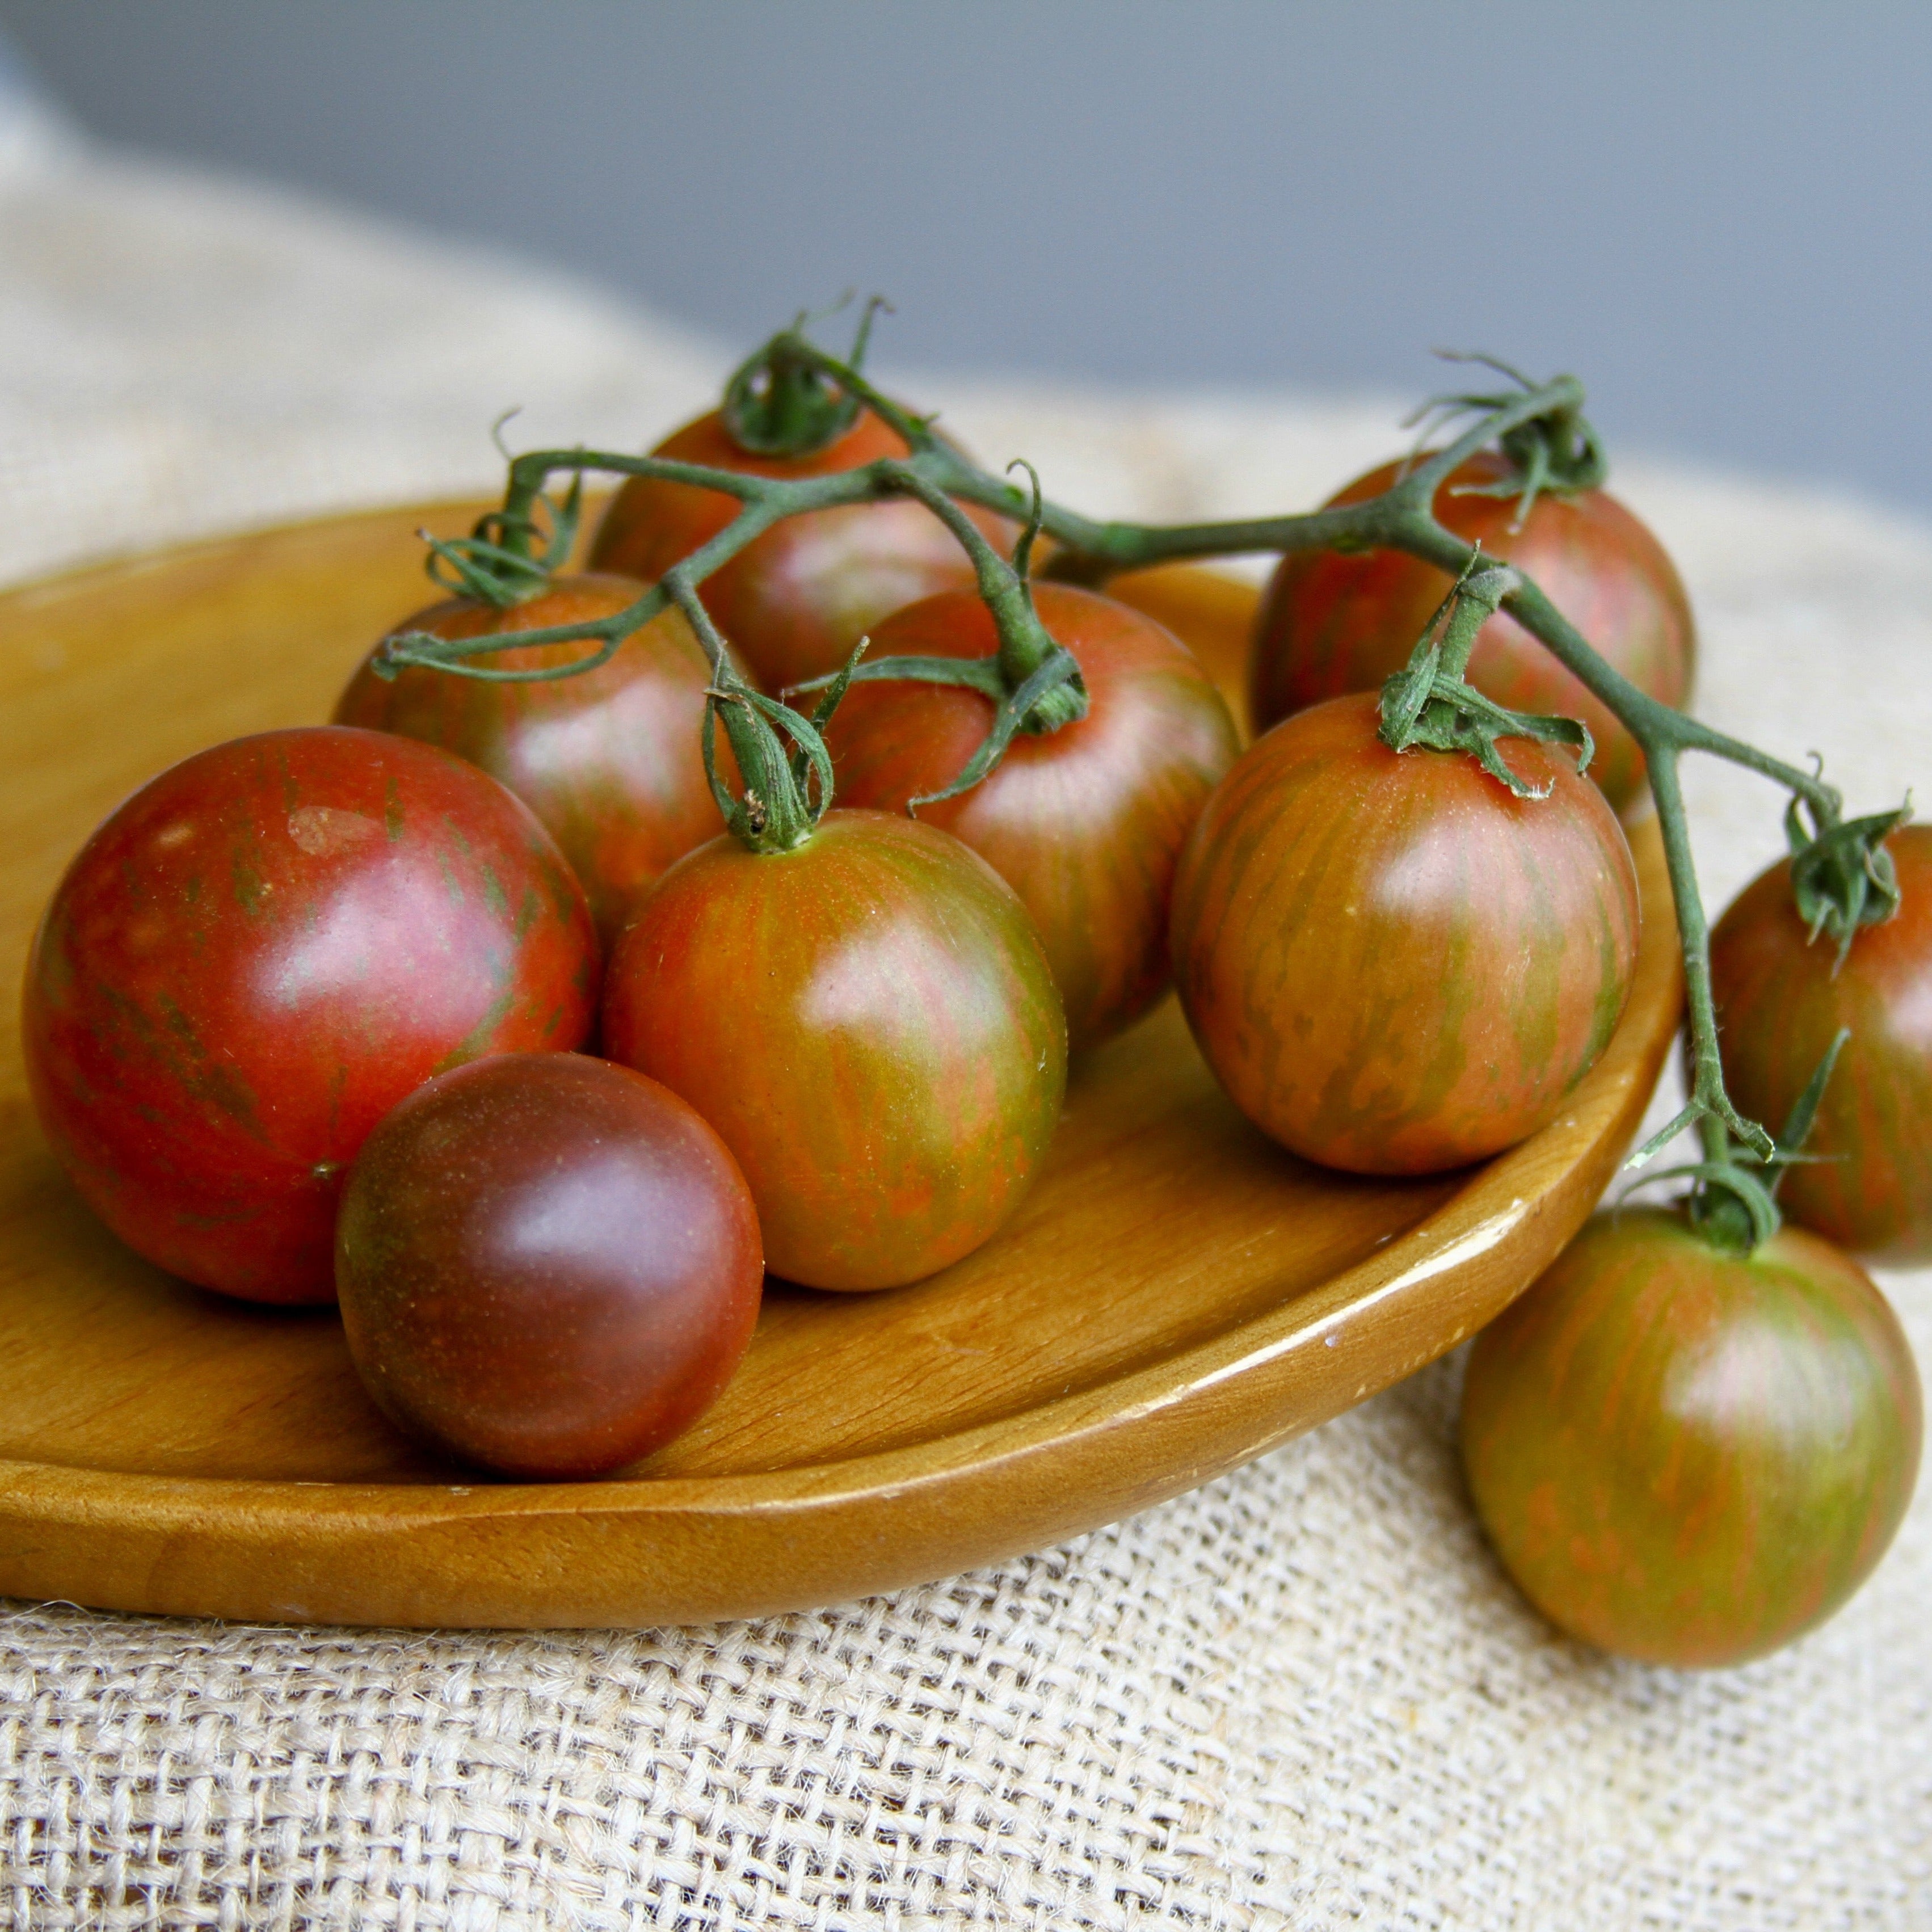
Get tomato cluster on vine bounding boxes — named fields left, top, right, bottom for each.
left=19, top=329, right=1925, bottom=1670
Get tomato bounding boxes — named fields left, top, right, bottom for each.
left=336, top=1053, right=762, bottom=1478
left=1461, top=1207, right=1922, bottom=1667
left=823, top=584, right=1239, bottom=1051
left=1250, top=451, right=1695, bottom=813
left=334, top=574, right=726, bottom=944
left=588, top=407, right=1005, bottom=692
left=1169, top=693, right=1639, bottom=1174
left=1708, top=824, right=1932, bottom=1264
left=22, top=726, right=597, bottom=1304
left=601, top=810, right=1065, bottom=1290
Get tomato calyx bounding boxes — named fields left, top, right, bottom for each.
left=1405, top=352, right=1607, bottom=531
left=699, top=641, right=865, bottom=855
left=788, top=460, right=1091, bottom=811
left=719, top=300, right=889, bottom=458
left=409, top=472, right=584, bottom=617
left=1635, top=1028, right=1850, bottom=1256
left=1784, top=796, right=1912, bottom=966
left=1377, top=550, right=1594, bottom=798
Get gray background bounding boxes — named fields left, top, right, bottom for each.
left=5, top=1, right=1930, bottom=510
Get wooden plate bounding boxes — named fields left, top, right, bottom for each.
left=0, top=509, right=1681, bottom=1628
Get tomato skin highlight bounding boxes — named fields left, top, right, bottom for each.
left=1708, top=824, right=1932, bottom=1264
left=22, top=726, right=597, bottom=1304
left=336, top=1053, right=763, bottom=1479
left=334, top=575, right=726, bottom=945
left=1169, top=693, right=1639, bottom=1175
left=1250, top=452, right=1695, bottom=813
left=1461, top=1209, right=1922, bottom=1668
left=824, top=584, right=1240, bottom=1052
left=601, top=811, right=1066, bottom=1291
left=589, top=409, right=1003, bottom=693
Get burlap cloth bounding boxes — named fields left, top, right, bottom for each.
left=1, top=103, right=1927, bottom=1931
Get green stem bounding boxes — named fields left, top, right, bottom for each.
left=1636, top=746, right=1775, bottom=1164
left=871, top=460, right=1086, bottom=731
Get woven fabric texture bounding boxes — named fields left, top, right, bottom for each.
left=1, top=125, right=1927, bottom=1931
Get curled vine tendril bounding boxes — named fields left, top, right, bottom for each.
left=1403, top=350, right=1609, bottom=530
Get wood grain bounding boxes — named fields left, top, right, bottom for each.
left=0, top=506, right=1682, bottom=1627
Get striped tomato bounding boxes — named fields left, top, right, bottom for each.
left=1708, top=825, right=1932, bottom=1264
left=1249, top=451, right=1695, bottom=813
left=601, top=811, right=1066, bottom=1291
left=589, top=408, right=1003, bottom=693
left=823, top=584, right=1239, bottom=1053
left=1462, top=1208, right=1922, bottom=1666
left=1169, top=693, right=1638, bottom=1174
left=334, top=575, right=724, bottom=945
left=22, top=727, right=597, bottom=1303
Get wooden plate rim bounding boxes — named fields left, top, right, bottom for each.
left=0, top=509, right=1681, bottom=1625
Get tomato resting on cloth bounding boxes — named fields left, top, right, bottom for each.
left=22, top=725, right=597, bottom=1303
left=1461, top=1207, right=1922, bottom=1668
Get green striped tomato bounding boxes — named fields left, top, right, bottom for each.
left=1462, top=1208, right=1922, bottom=1667
left=1249, top=451, right=1695, bottom=814
left=600, top=810, right=1066, bottom=1291
left=1709, top=825, right=1932, bottom=1264
left=1170, top=693, right=1639, bottom=1175
left=334, top=575, right=724, bottom=945
left=22, top=726, right=597, bottom=1303
left=589, top=407, right=1003, bottom=693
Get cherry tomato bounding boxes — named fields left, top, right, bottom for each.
left=334, top=574, right=727, bottom=944
left=1169, top=693, right=1639, bottom=1174
left=1462, top=1207, right=1922, bottom=1667
left=1708, top=824, right=1932, bottom=1264
left=588, top=408, right=1005, bottom=692
left=823, top=584, right=1239, bottom=1052
left=22, top=726, right=597, bottom=1303
left=601, top=810, right=1066, bottom=1291
left=1250, top=451, right=1695, bottom=813
left=336, top=1053, right=762, bottom=1478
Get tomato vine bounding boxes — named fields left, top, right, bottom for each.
left=373, top=319, right=1908, bottom=1234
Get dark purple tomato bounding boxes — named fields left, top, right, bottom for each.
left=22, top=726, right=597, bottom=1303
left=601, top=810, right=1066, bottom=1291
left=588, top=407, right=1007, bottom=693
left=333, top=574, right=727, bottom=944
left=824, top=583, right=1239, bottom=1051
left=1709, top=825, right=1932, bottom=1264
left=1462, top=1207, right=1922, bottom=1667
left=336, top=1053, right=763, bottom=1479
left=1251, top=451, right=1696, bottom=813
left=1169, top=693, right=1639, bottom=1175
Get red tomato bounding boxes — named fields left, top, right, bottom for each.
left=334, top=574, right=726, bottom=944
left=824, top=584, right=1239, bottom=1051
left=588, top=408, right=1005, bottom=692
left=1250, top=451, right=1695, bottom=813
left=1708, top=824, right=1932, bottom=1264
left=22, top=726, right=597, bottom=1304
left=601, top=811, right=1066, bottom=1291
left=1462, top=1207, right=1922, bottom=1667
left=1169, top=693, right=1639, bottom=1174
left=336, top=1053, right=762, bottom=1478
